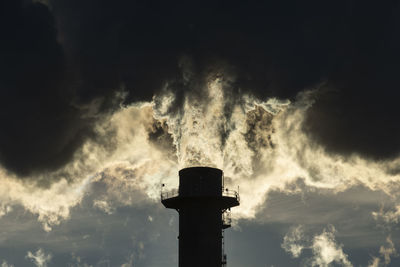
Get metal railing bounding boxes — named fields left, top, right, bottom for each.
left=222, top=188, right=240, bottom=203
left=160, top=188, right=179, bottom=200
left=161, top=187, right=240, bottom=202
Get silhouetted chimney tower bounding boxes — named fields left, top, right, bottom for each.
left=161, top=167, right=240, bottom=267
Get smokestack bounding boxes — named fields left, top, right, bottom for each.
left=161, top=167, right=240, bottom=267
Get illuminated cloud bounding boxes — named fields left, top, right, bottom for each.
left=310, top=227, right=353, bottom=267
left=26, top=248, right=52, bottom=267
left=281, top=225, right=307, bottom=258
left=0, top=73, right=400, bottom=231
left=2, top=1, right=400, bottom=266
left=1, top=3, right=400, bottom=236
left=282, top=225, right=353, bottom=267
left=3, top=0, right=400, bottom=180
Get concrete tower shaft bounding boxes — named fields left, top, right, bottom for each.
left=161, top=167, right=240, bottom=267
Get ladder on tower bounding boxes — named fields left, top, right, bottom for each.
left=222, top=229, right=227, bottom=267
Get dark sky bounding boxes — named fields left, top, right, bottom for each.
left=1, top=0, right=400, bottom=177
left=1, top=0, right=400, bottom=266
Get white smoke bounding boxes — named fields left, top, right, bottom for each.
left=0, top=71, right=400, bottom=232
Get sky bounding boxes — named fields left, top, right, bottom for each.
left=1, top=0, right=400, bottom=266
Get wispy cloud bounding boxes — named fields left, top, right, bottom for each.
left=310, top=227, right=352, bottom=267
left=26, top=248, right=52, bottom=267
left=282, top=225, right=353, bottom=267
left=1, top=261, right=14, bottom=267
left=281, top=225, right=307, bottom=258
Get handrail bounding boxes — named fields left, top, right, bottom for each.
left=222, top=189, right=240, bottom=203
left=161, top=188, right=179, bottom=200
left=161, top=187, right=240, bottom=202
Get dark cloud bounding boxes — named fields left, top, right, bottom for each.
left=44, top=0, right=400, bottom=161
left=303, top=1, right=400, bottom=160
left=0, top=0, right=92, bottom=177
left=50, top=0, right=340, bottom=100
left=49, top=0, right=400, bottom=161
left=1, top=0, right=400, bottom=176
